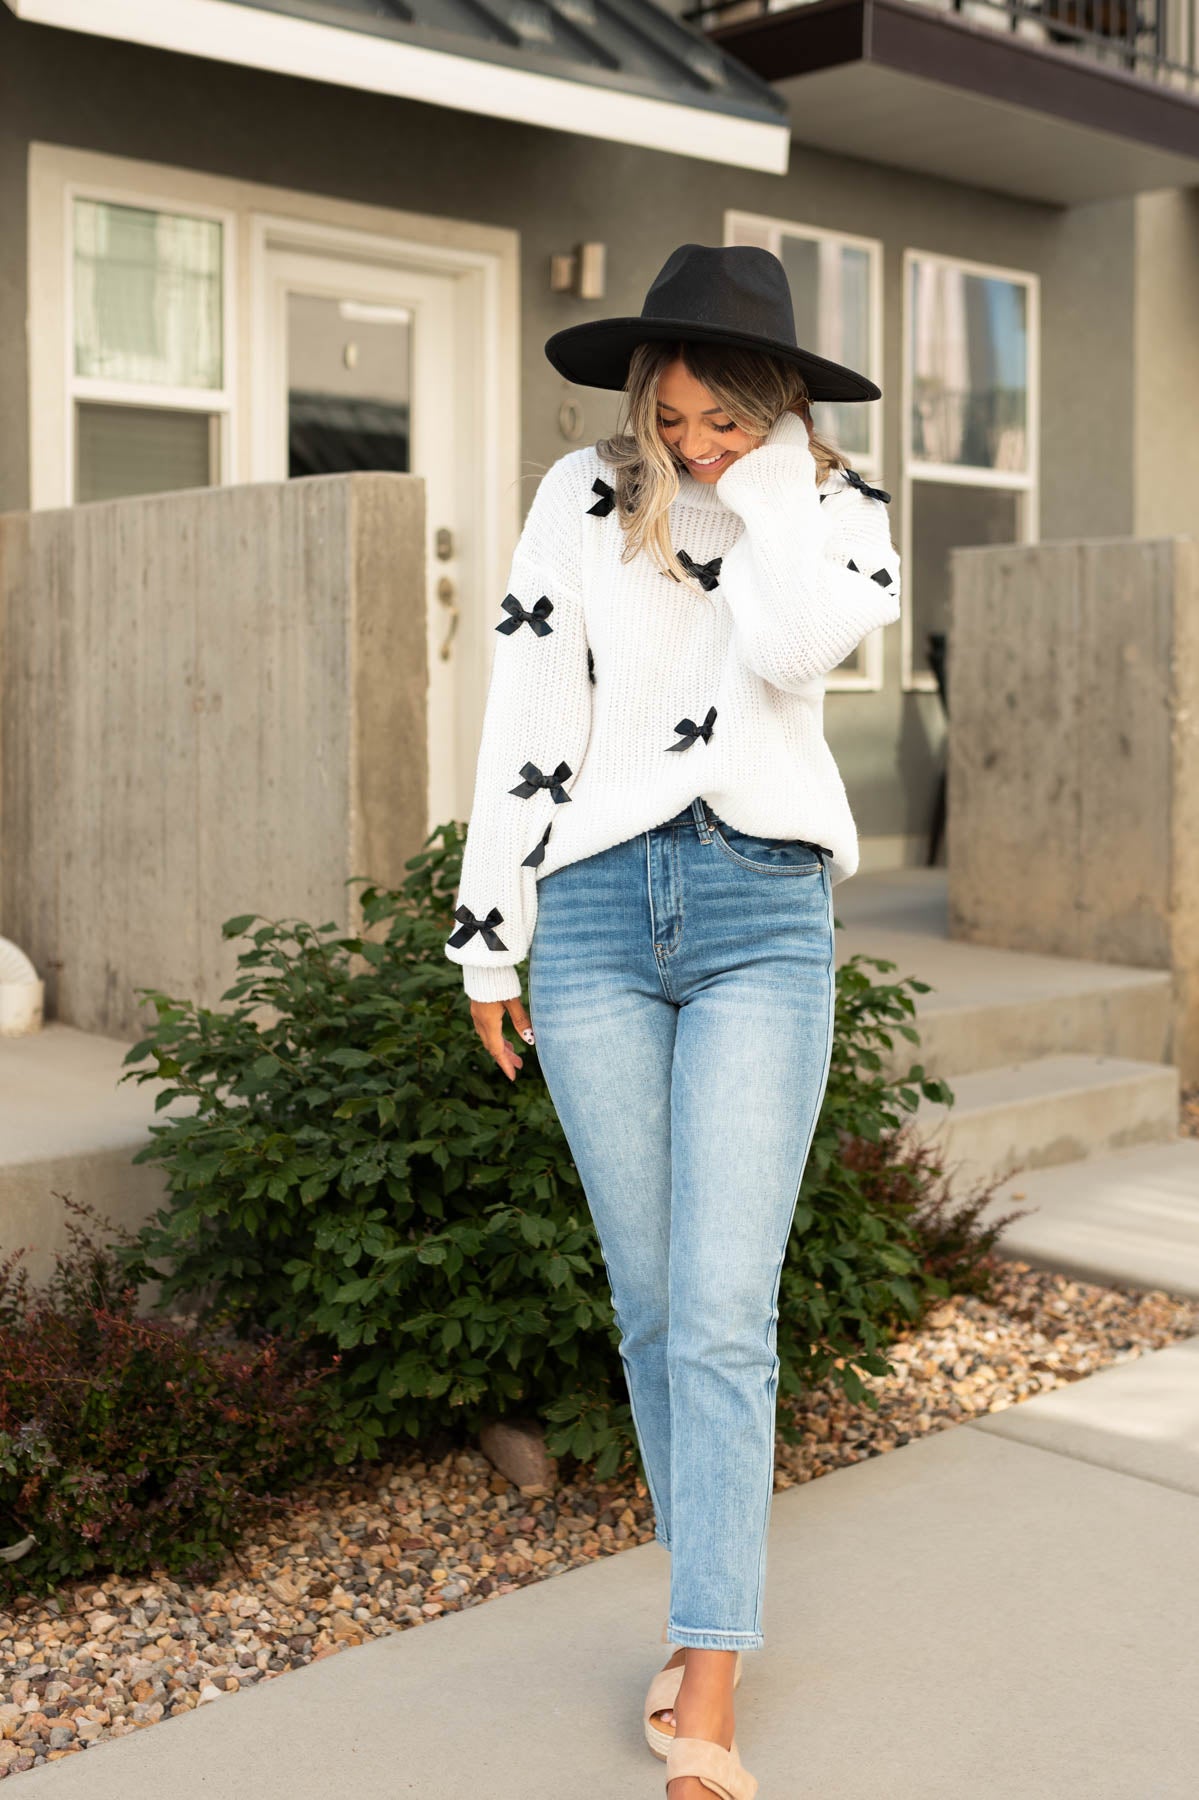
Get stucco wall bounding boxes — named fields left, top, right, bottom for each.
left=1134, top=187, right=1199, bottom=541
left=0, top=8, right=1151, bottom=850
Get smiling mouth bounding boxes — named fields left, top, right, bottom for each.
left=684, top=451, right=730, bottom=469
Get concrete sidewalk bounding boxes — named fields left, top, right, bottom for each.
left=27, top=1336, right=1199, bottom=1800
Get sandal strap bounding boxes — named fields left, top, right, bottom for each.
left=648, top=1645, right=744, bottom=1723
left=644, top=1662, right=685, bottom=1724
left=665, top=1735, right=758, bottom=1800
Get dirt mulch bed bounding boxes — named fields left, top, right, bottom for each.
left=2, top=1259, right=1197, bottom=1775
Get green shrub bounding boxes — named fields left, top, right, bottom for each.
left=116, top=822, right=990, bottom=1481
left=0, top=1196, right=337, bottom=1597
left=118, top=824, right=629, bottom=1472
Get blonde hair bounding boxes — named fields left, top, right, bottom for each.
left=595, top=338, right=850, bottom=584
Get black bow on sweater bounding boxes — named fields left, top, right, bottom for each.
left=678, top=549, right=723, bottom=592
left=521, top=821, right=553, bottom=868
left=841, top=468, right=891, bottom=504
left=447, top=904, right=508, bottom=951
left=509, top=760, right=574, bottom=802
left=587, top=478, right=616, bottom=517
left=665, top=704, right=717, bottom=751
left=846, top=558, right=894, bottom=588
left=496, top=592, right=554, bottom=636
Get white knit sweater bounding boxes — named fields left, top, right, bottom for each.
left=445, top=407, right=902, bottom=1002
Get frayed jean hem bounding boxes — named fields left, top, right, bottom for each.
left=666, top=1624, right=764, bottom=1652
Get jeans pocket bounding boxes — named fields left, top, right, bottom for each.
left=712, top=820, right=826, bottom=876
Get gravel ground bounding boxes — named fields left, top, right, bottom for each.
left=2, top=1258, right=1197, bottom=1775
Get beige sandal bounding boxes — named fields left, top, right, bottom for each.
left=664, top=1733, right=759, bottom=1799
left=644, top=1621, right=743, bottom=1762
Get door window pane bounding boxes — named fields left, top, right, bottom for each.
left=910, top=480, right=1022, bottom=679
left=74, top=199, right=223, bottom=390
left=76, top=402, right=214, bottom=503
left=287, top=294, right=412, bottom=476
left=909, top=260, right=1028, bottom=471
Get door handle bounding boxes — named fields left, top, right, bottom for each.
left=437, top=573, right=459, bottom=661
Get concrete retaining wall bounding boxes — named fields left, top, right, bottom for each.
left=0, top=473, right=427, bottom=1039
left=946, top=534, right=1199, bottom=1081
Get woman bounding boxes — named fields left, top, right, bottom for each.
left=444, top=243, right=901, bottom=1800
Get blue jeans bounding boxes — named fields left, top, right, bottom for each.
left=527, top=797, right=837, bottom=1651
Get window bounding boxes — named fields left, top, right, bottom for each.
left=725, top=211, right=885, bottom=691
left=902, top=250, right=1039, bottom=690
left=70, top=197, right=232, bottom=503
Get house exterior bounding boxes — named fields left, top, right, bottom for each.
left=2, top=0, right=1197, bottom=872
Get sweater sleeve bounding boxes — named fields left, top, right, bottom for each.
left=713, top=409, right=902, bottom=692
left=444, top=456, right=593, bottom=1003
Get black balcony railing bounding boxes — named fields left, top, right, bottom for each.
left=681, top=0, right=1199, bottom=96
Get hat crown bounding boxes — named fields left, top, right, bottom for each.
left=640, top=243, right=798, bottom=351
left=541, top=239, right=881, bottom=403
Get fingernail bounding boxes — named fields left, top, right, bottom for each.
left=521, top=1028, right=536, bottom=1044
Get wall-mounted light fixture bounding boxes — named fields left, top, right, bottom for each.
left=550, top=242, right=606, bottom=301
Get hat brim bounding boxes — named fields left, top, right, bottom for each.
left=544, top=317, right=881, bottom=403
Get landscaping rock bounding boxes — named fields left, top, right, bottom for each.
left=479, top=1418, right=554, bottom=1491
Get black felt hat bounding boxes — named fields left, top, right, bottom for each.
left=544, top=242, right=880, bottom=403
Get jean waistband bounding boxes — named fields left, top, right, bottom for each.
left=652, top=797, right=716, bottom=835
left=650, top=800, right=832, bottom=861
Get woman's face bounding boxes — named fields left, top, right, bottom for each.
left=655, top=357, right=787, bottom=483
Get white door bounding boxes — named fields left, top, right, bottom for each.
left=253, top=244, right=468, bottom=834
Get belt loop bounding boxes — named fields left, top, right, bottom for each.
left=691, top=797, right=713, bottom=843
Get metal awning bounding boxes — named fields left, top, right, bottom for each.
left=3, top=0, right=791, bottom=172
left=691, top=0, right=1199, bottom=203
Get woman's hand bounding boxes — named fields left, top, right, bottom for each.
left=469, top=995, right=536, bottom=1082
left=718, top=405, right=815, bottom=472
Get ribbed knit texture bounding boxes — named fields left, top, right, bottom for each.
left=445, top=408, right=902, bottom=1002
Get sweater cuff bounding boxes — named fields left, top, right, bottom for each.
left=715, top=408, right=823, bottom=520
left=463, top=961, right=523, bottom=1004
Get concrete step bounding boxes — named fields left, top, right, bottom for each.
left=973, top=1137, right=1199, bottom=1299
left=833, top=928, right=1173, bottom=1082
left=833, top=869, right=1173, bottom=1079
left=911, top=1053, right=1180, bottom=1188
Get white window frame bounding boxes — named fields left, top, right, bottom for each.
left=901, top=246, right=1040, bottom=693
left=60, top=181, right=239, bottom=502
left=724, top=208, right=885, bottom=692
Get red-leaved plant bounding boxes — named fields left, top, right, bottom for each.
left=0, top=1195, right=342, bottom=1598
